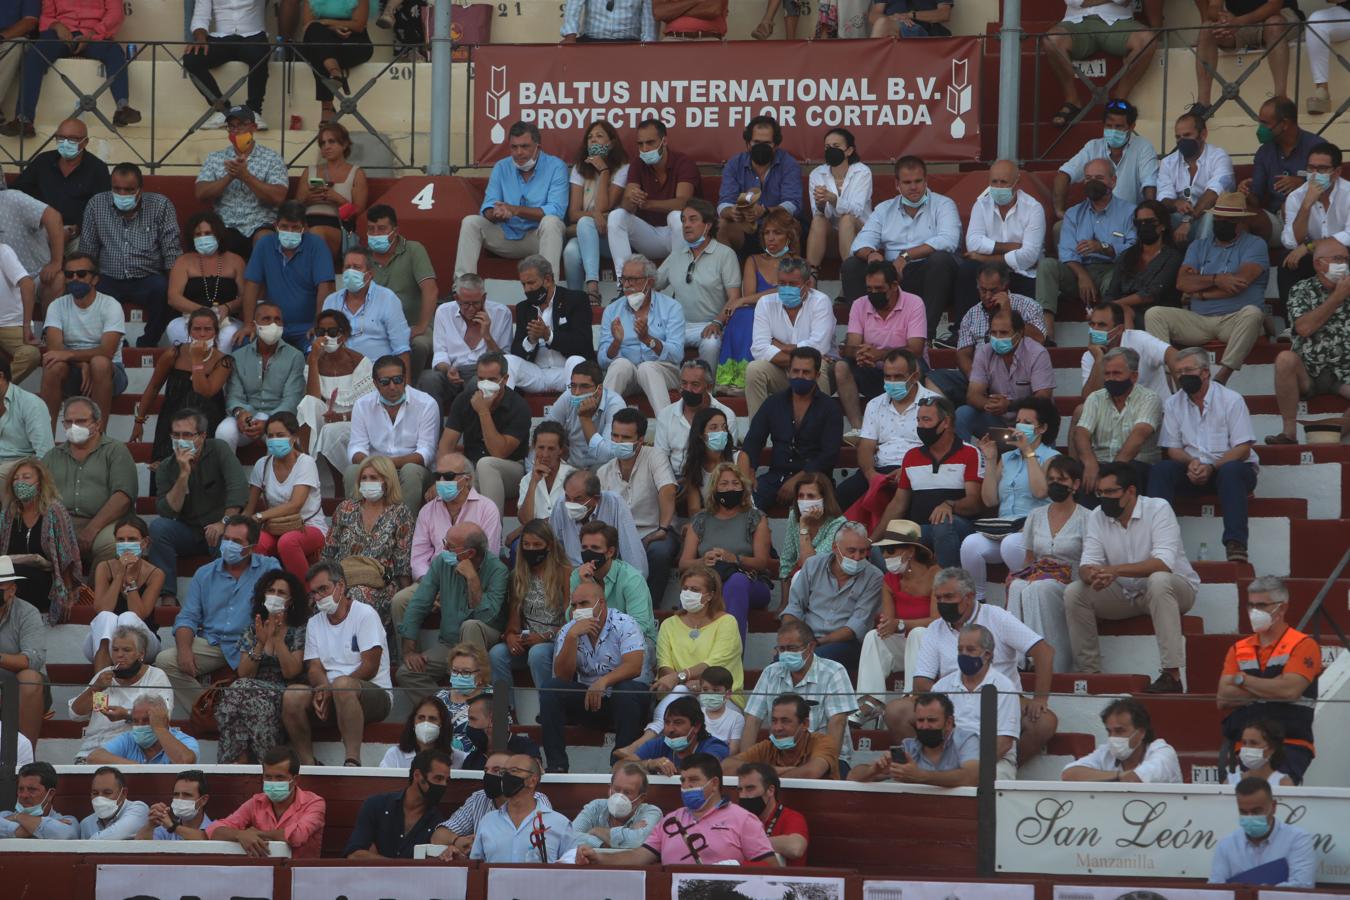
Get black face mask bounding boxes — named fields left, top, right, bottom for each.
left=524, top=287, right=547, bottom=305
left=749, top=142, right=775, bottom=166
left=937, top=602, right=963, bottom=625
left=1098, top=496, right=1125, bottom=519
left=715, top=489, right=744, bottom=509
left=1212, top=219, right=1238, bottom=242
left=1179, top=374, right=1204, bottom=396
left=112, top=660, right=143, bottom=680
left=521, top=547, right=549, bottom=568
left=1135, top=221, right=1159, bottom=244
left=580, top=549, right=609, bottom=569
left=823, top=146, right=847, bottom=167
left=499, top=773, right=526, bottom=798
left=1176, top=137, right=1201, bottom=160
left=1046, top=482, right=1074, bottom=503
left=681, top=389, right=705, bottom=409
left=1084, top=180, right=1110, bottom=202
left=1104, top=378, right=1133, bottom=398
left=421, top=778, right=448, bottom=807
left=867, top=291, right=890, bottom=311
left=917, top=425, right=942, bottom=447
left=482, top=772, right=505, bottom=800
left=915, top=727, right=946, bottom=749
left=738, top=795, right=767, bottom=816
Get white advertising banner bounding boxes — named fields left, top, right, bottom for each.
left=671, top=872, right=846, bottom=899
left=487, top=866, right=646, bottom=900
left=997, top=783, right=1350, bottom=884
left=291, top=865, right=469, bottom=899
left=864, top=880, right=1037, bottom=900
left=1054, top=887, right=1234, bottom=900
left=95, top=864, right=274, bottom=900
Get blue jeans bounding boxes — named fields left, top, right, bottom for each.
left=488, top=640, right=555, bottom=709
left=921, top=517, right=976, bottom=568
left=149, top=516, right=217, bottom=596
left=954, top=405, right=1006, bottom=442
left=645, top=530, right=681, bottom=609
left=1148, top=459, right=1258, bottom=545
left=18, top=34, right=130, bottom=122
left=99, top=274, right=169, bottom=347
left=815, top=639, right=862, bottom=670
left=563, top=216, right=611, bottom=288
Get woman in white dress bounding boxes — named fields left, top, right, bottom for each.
left=244, top=412, right=330, bottom=580
left=296, top=308, right=374, bottom=473
left=805, top=127, right=872, bottom=275
left=1006, top=455, right=1090, bottom=674
left=66, top=626, right=173, bottom=762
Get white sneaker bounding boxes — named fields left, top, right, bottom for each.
left=843, top=427, right=862, bottom=446
left=200, top=111, right=227, bottom=130
left=253, top=112, right=268, bottom=131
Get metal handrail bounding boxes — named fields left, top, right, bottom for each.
left=0, top=668, right=18, bottom=810
left=1295, top=546, right=1350, bottom=649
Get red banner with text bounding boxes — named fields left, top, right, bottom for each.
left=471, top=38, right=981, bottom=167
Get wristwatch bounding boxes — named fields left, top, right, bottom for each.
left=900, top=250, right=912, bottom=262
left=1233, top=674, right=1245, bottom=687
left=799, top=527, right=810, bottom=536
left=677, top=670, right=688, bottom=684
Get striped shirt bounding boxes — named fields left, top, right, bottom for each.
left=437, top=790, right=552, bottom=837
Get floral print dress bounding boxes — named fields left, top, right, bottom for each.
left=321, top=499, right=414, bottom=626
left=215, top=623, right=307, bottom=763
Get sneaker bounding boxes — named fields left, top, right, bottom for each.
left=1143, top=671, right=1184, bottom=694
left=1225, top=540, right=1249, bottom=563
left=843, top=427, right=863, bottom=446
left=253, top=111, right=268, bottom=131
left=1308, top=85, right=1331, bottom=115
left=933, top=331, right=958, bottom=349
left=200, top=111, right=228, bottom=130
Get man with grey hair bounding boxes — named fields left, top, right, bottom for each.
left=506, top=254, right=593, bottom=393
left=421, top=273, right=514, bottom=413
left=746, top=256, right=837, bottom=417
left=43, top=395, right=137, bottom=567
left=1152, top=346, right=1259, bottom=563
left=1071, top=345, right=1162, bottom=498
left=88, top=693, right=200, bottom=766
left=931, top=623, right=1022, bottom=780
left=1216, top=575, right=1322, bottom=782
left=780, top=522, right=882, bottom=670
left=652, top=359, right=737, bottom=473
left=600, top=255, right=686, bottom=414
left=454, top=120, right=568, bottom=279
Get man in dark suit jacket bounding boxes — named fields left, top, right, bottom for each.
left=506, top=253, right=595, bottom=393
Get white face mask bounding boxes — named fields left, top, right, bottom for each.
left=263, top=594, right=287, bottom=615
left=565, top=501, right=590, bottom=522
left=414, top=721, right=441, bottom=745
left=572, top=606, right=595, bottom=621
left=358, top=481, right=385, bottom=500
left=679, top=589, right=704, bottom=613
left=625, top=291, right=646, bottom=311
left=479, top=379, right=502, bottom=399
left=797, top=498, right=823, bottom=516
left=606, top=792, right=633, bottom=819
left=1107, top=732, right=1137, bottom=761
left=256, top=323, right=283, bottom=345
left=321, top=336, right=341, bottom=353
left=1249, top=608, right=1274, bottom=632
left=316, top=596, right=339, bottom=616
left=1238, top=747, right=1269, bottom=770
left=66, top=424, right=92, bottom=445
left=91, top=794, right=121, bottom=820
left=171, top=798, right=199, bottom=820
left=1328, top=262, right=1350, bottom=282
left=884, top=555, right=909, bottom=575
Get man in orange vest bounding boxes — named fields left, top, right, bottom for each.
left=1217, top=576, right=1321, bottom=782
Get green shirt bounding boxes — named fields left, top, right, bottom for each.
left=225, top=341, right=306, bottom=418
left=371, top=237, right=438, bottom=327
left=43, top=435, right=138, bottom=520
left=154, top=438, right=249, bottom=528
left=568, top=559, right=656, bottom=644
left=0, top=384, right=53, bottom=462
left=401, top=552, right=509, bottom=644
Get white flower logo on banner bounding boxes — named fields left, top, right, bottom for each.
left=947, top=58, right=972, bottom=140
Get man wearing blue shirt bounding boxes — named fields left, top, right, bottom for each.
left=240, top=201, right=335, bottom=349
left=844, top=156, right=962, bottom=339
left=468, top=754, right=576, bottom=862
left=138, top=770, right=213, bottom=841
left=1209, top=777, right=1316, bottom=887
left=628, top=694, right=729, bottom=775
left=0, top=762, right=77, bottom=840
left=218, top=301, right=307, bottom=449
left=1149, top=192, right=1269, bottom=385
left=321, top=248, right=411, bottom=368
left=599, top=255, right=686, bottom=414
left=717, top=115, right=803, bottom=256
left=87, top=694, right=200, bottom=766
left=78, top=766, right=151, bottom=840
left=456, top=121, right=568, bottom=279
left=1037, top=158, right=1137, bottom=344
left=1055, top=99, right=1159, bottom=212
left=154, top=515, right=281, bottom=714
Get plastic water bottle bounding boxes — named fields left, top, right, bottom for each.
left=1198, top=542, right=1209, bottom=561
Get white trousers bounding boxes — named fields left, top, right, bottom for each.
left=1007, top=577, right=1074, bottom=673
left=607, top=208, right=683, bottom=269
left=84, top=610, right=161, bottom=662
left=855, top=625, right=929, bottom=700
left=959, top=532, right=1028, bottom=602
left=684, top=321, right=721, bottom=372
left=1307, top=7, right=1350, bottom=83
left=295, top=395, right=353, bottom=470
left=165, top=314, right=242, bottom=352
left=505, top=353, right=586, bottom=394
left=215, top=414, right=260, bottom=450
left=603, top=358, right=680, bottom=414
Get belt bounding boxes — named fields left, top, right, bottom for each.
left=664, top=30, right=722, bottom=38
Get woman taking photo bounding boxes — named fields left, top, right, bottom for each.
left=129, top=308, right=232, bottom=462
left=379, top=695, right=456, bottom=768
left=563, top=120, right=629, bottom=306
left=215, top=571, right=310, bottom=763
left=67, top=626, right=172, bottom=762
left=244, top=412, right=329, bottom=579
left=679, top=407, right=738, bottom=517
left=0, top=458, right=80, bottom=622
left=322, top=455, right=414, bottom=630
left=775, top=472, right=847, bottom=607
left=297, top=122, right=369, bottom=256
left=165, top=211, right=245, bottom=350
left=296, top=309, right=374, bottom=473
left=489, top=520, right=571, bottom=709
left=85, top=515, right=164, bottom=671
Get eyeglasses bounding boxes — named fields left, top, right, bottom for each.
left=773, top=643, right=807, bottom=654
left=64, top=269, right=94, bottom=279
left=169, top=430, right=200, bottom=439
left=620, top=275, right=648, bottom=285
left=436, top=471, right=464, bottom=481
left=375, top=375, right=405, bottom=387
left=314, top=326, right=343, bottom=337
left=450, top=667, right=478, bottom=678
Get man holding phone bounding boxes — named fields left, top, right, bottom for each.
left=846, top=693, right=979, bottom=786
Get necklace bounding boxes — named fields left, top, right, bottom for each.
left=199, top=254, right=222, bottom=307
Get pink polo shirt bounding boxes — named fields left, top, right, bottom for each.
left=643, top=800, right=776, bottom=865
left=846, top=293, right=928, bottom=358
left=207, top=788, right=327, bottom=858
left=409, top=489, right=504, bottom=580
left=664, top=0, right=727, bottom=35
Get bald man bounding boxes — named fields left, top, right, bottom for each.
left=959, top=159, right=1046, bottom=322
left=14, top=118, right=109, bottom=241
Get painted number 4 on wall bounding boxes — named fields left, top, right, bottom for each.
left=411, top=184, right=435, bottom=210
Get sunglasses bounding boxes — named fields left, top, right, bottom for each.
left=64, top=269, right=95, bottom=279
left=376, top=375, right=405, bottom=387
left=435, top=471, right=464, bottom=481
left=314, top=326, right=343, bottom=337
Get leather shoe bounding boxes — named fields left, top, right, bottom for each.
left=1143, top=671, right=1183, bottom=694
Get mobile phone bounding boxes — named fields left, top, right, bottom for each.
left=308, top=177, right=327, bottom=188
left=889, top=745, right=907, bottom=764
left=986, top=426, right=1018, bottom=454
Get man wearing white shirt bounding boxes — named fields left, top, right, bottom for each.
left=1158, top=113, right=1236, bottom=244
left=1081, top=301, right=1177, bottom=400
left=843, top=156, right=961, bottom=338
left=419, top=274, right=513, bottom=413
left=959, top=160, right=1045, bottom=321
left=347, top=355, right=440, bottom=517
left=1062, top=697, right=1182, bottom=783
left=652, top=360, right=736, bottom=474
left=835, top=348, right=937, bottom=509
left=515, top=422, right=576, bottom=530
left=0, top=241, right=38, bottom=385
left=1279, top=142, right=1350, bottom=296
left=598, top=408, right=679, bottom=605
left=184, top=0, right=273, bottom=130
left=542, top=360, right=627, bottom=470
left=1066, top=461, right=1201, bottom=694
left=931, top=624, right=1021, bottom=780
left=746, top=256, right=836, bottom=417
left=1054, top=100, right=1158, bottom=214
left=1150, top=347, right=1259, bottom=563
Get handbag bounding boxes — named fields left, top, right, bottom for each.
left=264, top=514, right=305, bottom=536
left=342, top=555, right=387, bottom=588
left=189, top=676, right=237, bottom=736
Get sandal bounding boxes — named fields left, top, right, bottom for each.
left=1051, top=102, right=1082, bottom=128
left=586, top=285, right=602, bottom=307
left=751, top=21, right=773, bottom=40
left=344, top=757, right=361, bottom=767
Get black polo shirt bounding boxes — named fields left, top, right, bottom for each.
left=13, top=150, right=111, bottom=230
left=444, top=385, right=532, bottom=463
left=342, top=789, right=445, bottom=858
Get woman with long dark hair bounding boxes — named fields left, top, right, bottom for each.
left=680, top=406, right=738, bottom=516
left=1106, top=199, right=1183, bottom=329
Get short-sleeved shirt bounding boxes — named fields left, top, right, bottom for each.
left=957, top=295, right=1047, bottom=349
left=655, top=239, right=741, bottom=325
left=1221, top=631, right=1321, bottom=684
left=996, top=443, right=1061, bottom=518
left=1078, top=384, right=1163, bottom=464
left=969, top=338, right=1055, bottom=402
left=1064, top=737, right=1183, bottom=783
left=635, top=733, right=730, bottom=764
left=553, top=609, right=648, bottom=688
left=43, top=435, right=139, bottom=520
left=0, top=242, right=29, bottom=328
left=1059, top=134, right=1160, bottom=205
left=860, top=385, right=940, bottom=468
left=1160, top=381, right=1258, bottom=471
left=0, top=190, right=52, bottom=275
left=643, top=801, right=776, bottom=865
left=244, top=232, right=336, bottom=338
left=896, top=441, right=983, bottom=524
left=912, top=600, right=1044, bottom=685
left=248, top=452, right=327, bottom=534
left=1286, top=276, right=1350, bottom=384
left=371, top=237, right=437, bottom=327
left=100, top=728, right=201, bottom=764
left=445, top=386, right=531, bottom=463
left=744, top=656, right=857, bottom=763
left=15, top=149, right=110, bottom=229
left=932, top=668, right=1020, bottom=764
left=737, top=732, right=841, bottom=779
left=1078, top=328, right=1172, bottom=399
left=1181, top=234, right=1270, bottom=316
left=304, top=601, right=392, bottom=698
left=596, top=446, right=677, bottom=536
left=766, top=805, right=810, bottom=866
left=43, top=291, right=125, bottom=351
left=629, top=149, right=701, bottom=227
left=846, top=292, right=927, bottom=353
left=197, top=144, right=289, bottom=236
left=342, top=789, right=445, bottom=858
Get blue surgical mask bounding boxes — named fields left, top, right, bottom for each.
left=436, top=480, right=460, bottom=502
left=989, top=186, right=1014, bottom=206
left=1313, top=172, right=1333, bottom=190
left=112, top=192, right=138, bottom=212
left=883, top=380, right=910, bottom=402
left=116, top=541, right=142, bottom=558
left=1015, top=423, right=1038, bottom=443
left=705, top=431, right=729, bottom=451
left=278, top=230, right=303, bottom=250
left=172, top=438, right=196, bottom=454
left=56, top=138, right=81, bottom=160
left=14, top=796, right=46, bottom=816
left=684, top=232, right=707, bottom=249
left=639, top=147, right=662, bottom=165
left=778, top=285, right=802, bottom=308
left=220, top=539, right=247, bottom=564
left=769, top=732, right=797, bottom=751
left=342, top=268, right=367, bottom=292
left=680, top=787, right=707, bottom=811
left=777, top=650, right=805, bottom=672
left=367, top=233, right=391, bottom=253
left=265, top=437, right=292, bottom=458
left=569, top=391, right=587, bottom=409
left=1103, top=128, right=1129, bottom=149
left=378, top=392, right=406, bottom=408
left=1239, top=814, right=1272, bottom=840
left=449, top=673, right=477, bottom=691
left=611, top=440, right=637, bottom=460
left=956, top=653, right=985, bottom=677
left=439, top=549, right=459, bottom=567
left=767, top=244, right=789, bottom=258
left=193, top=234, right=219, bottom=255
left=990, top=336, right=1015, bottom=355
left=839, top=555, right=865, bottom=576
left=900, top=191, right=929, bottom=209
left=131, top=725, right=157, bottom=748
left=262, top=780, right=292, bottom=802
left=1088, top=327, right=1110, bottom=346
left=664, top=734, right=691, bottom=751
